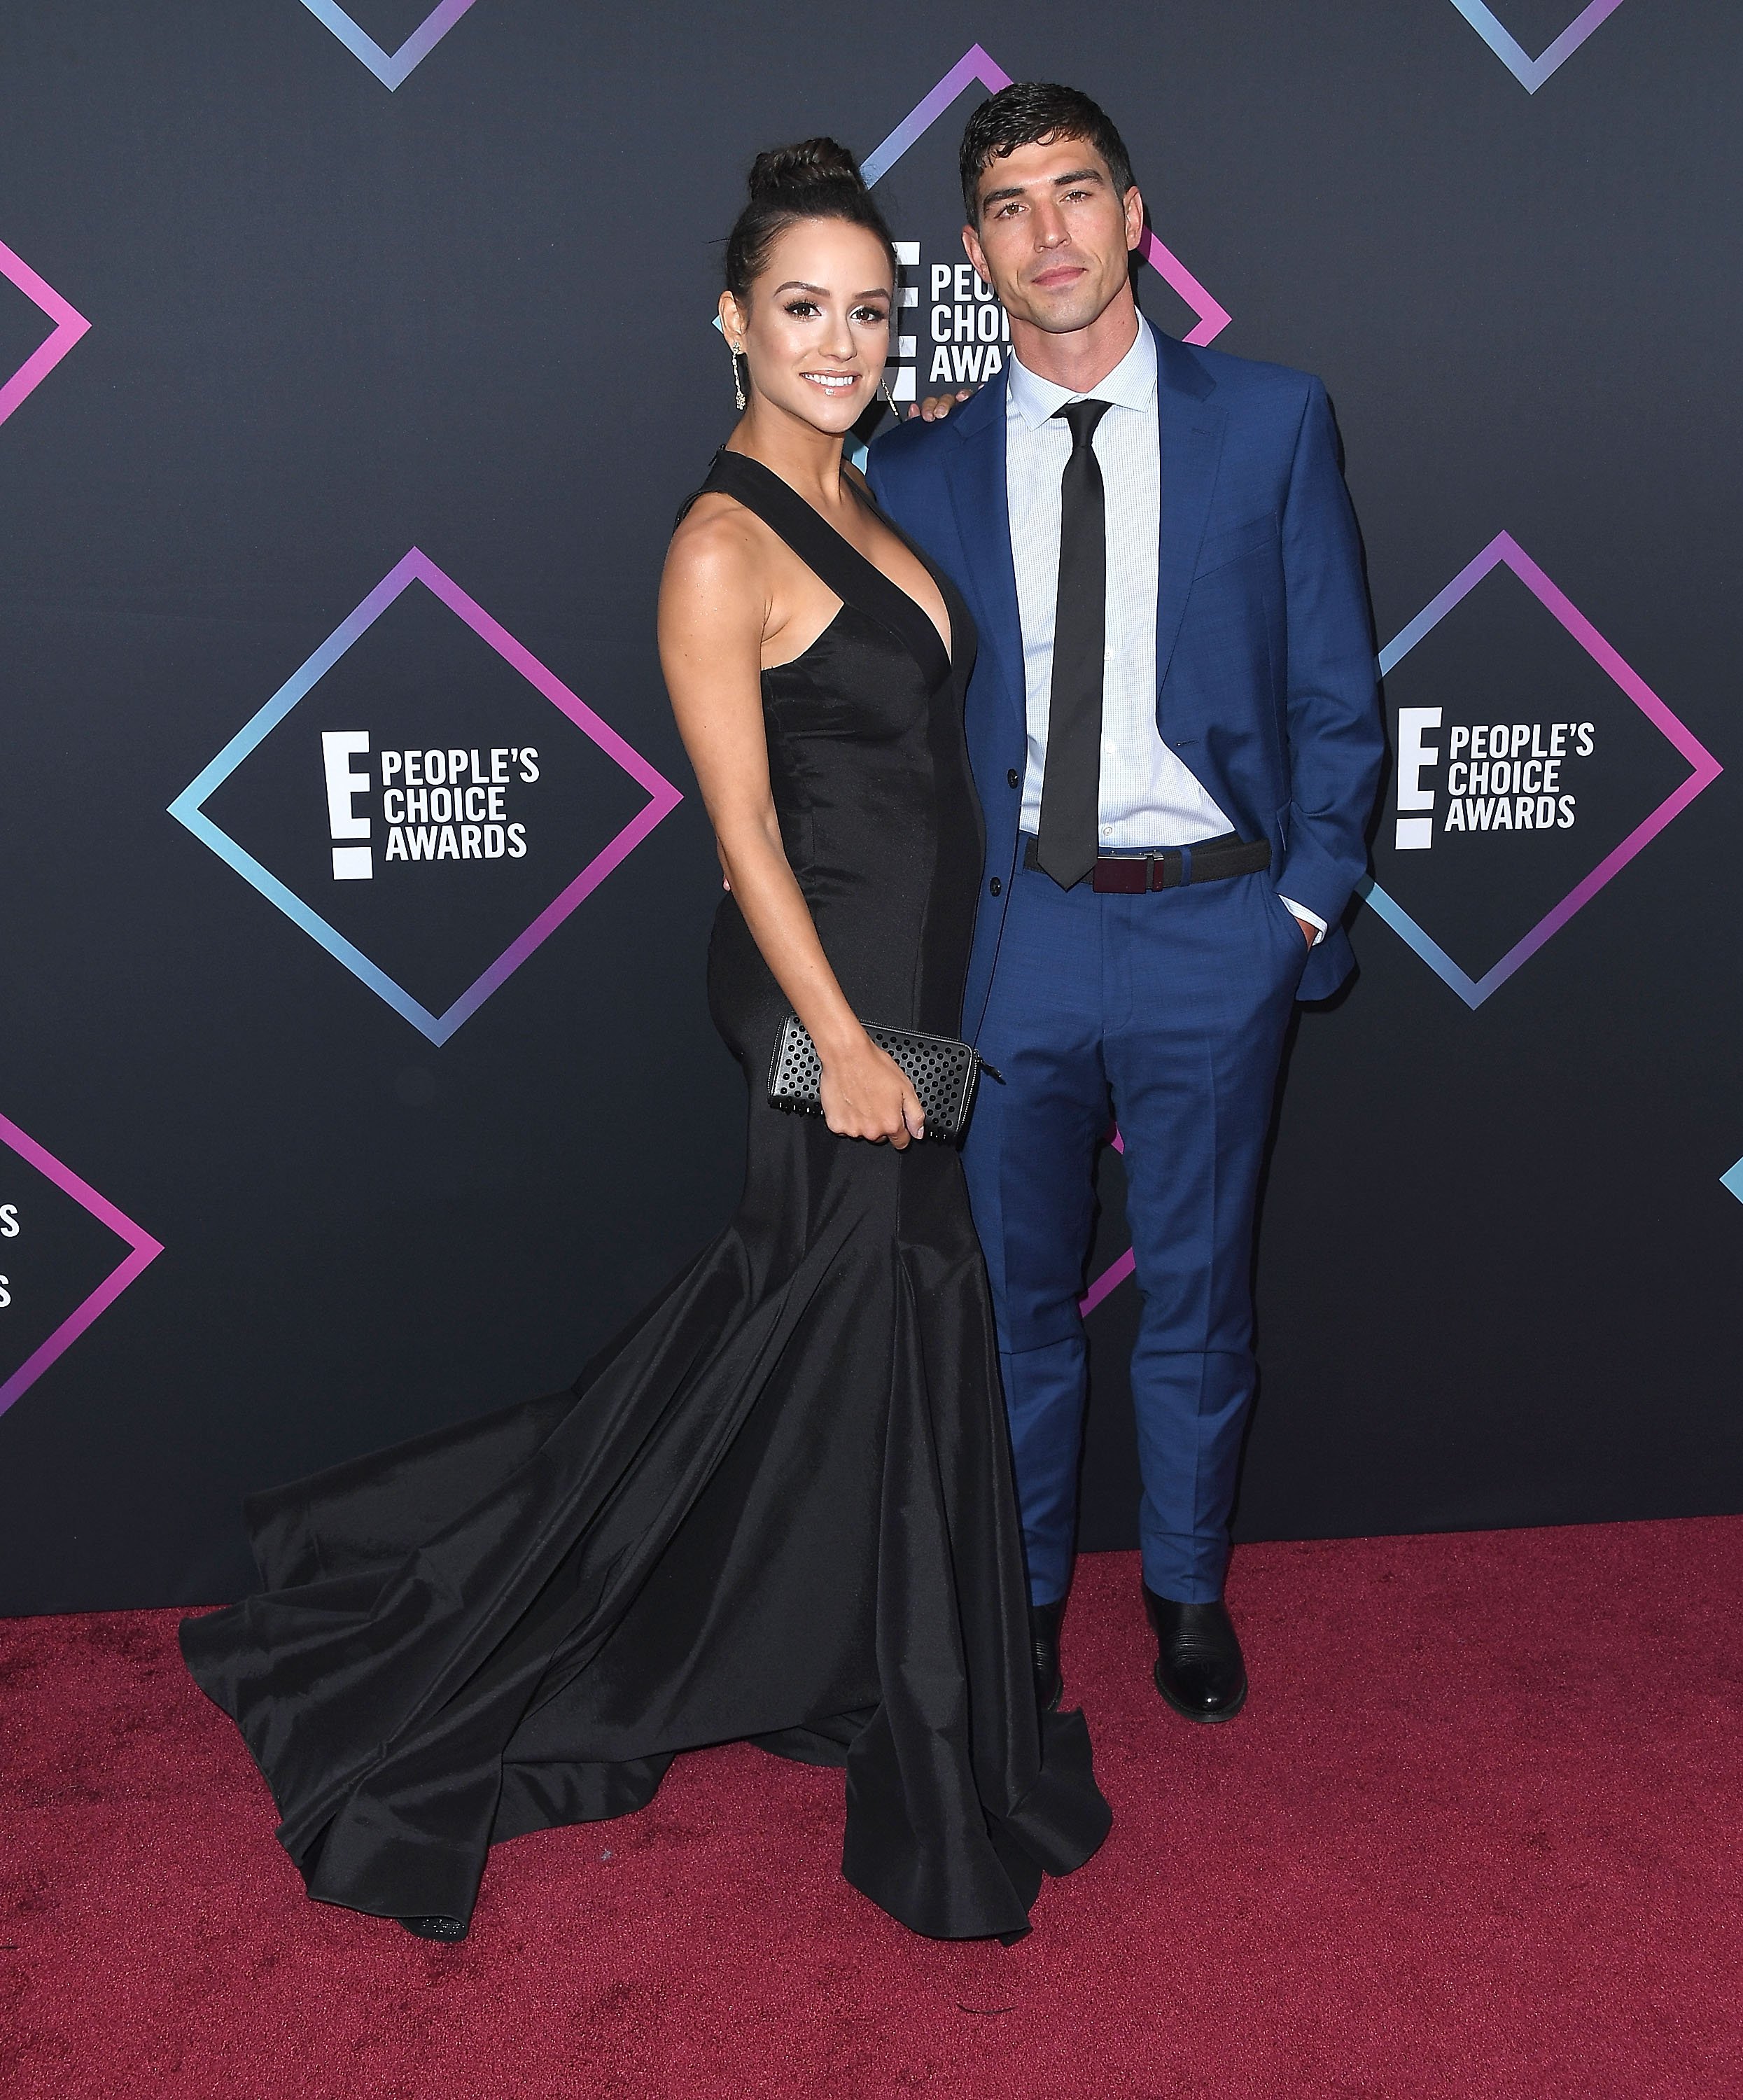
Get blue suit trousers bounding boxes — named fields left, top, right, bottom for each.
left=962, top=855, right=1307, bottom=1606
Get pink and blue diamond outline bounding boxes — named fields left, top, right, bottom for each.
left=0, top=1112, right=162, bottom=1421
left=1079, top=1128, right=1133, bottom=1316
left=1445, top=1, right=1630, bottom=92
left=297, top=0, right=479, bottom=90
left=861, top=45, right=1231, bottom=346
left=0, top=236, right=90, bottom=430
left=1359, top=531, right=1721, bottom=1011
left=168, top=549, right=682, bottom=1047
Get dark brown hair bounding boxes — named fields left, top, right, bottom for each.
left=724, top=139, right=897, bottom=300
left=958, top=83, right=1136, bottom=219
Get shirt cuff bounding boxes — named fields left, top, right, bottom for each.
left=1278, top=896, right=1326, bottom=946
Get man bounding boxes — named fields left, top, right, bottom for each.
left=867, top=83, right=1382, bottom=1722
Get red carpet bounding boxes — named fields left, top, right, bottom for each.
left=4, top=1519, right=1740, bottom=2098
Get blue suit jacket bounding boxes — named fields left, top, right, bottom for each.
left=867, top=321, right=1383, bottom=1022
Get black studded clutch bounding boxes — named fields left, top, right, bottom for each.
left=766, top=1014, right=1000, bottom=1144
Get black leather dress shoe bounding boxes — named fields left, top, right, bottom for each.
left=1029, top=1599, right=1065, bottom=1712
left=399, top=1914, right=469, bottom=1941
left=1142, top=1587, right=1247, bottom=1723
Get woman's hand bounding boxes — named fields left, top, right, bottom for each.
left=818, top=1032, right=925, bottom=1148
left=906, top=387, right=977, bottom=422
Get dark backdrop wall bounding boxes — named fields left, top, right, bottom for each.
left=1, top=0, right=1737, bottom=1614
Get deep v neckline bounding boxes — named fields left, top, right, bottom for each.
left=701, top=449, right=953, bottom=692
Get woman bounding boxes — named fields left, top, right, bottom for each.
left=181, top=141, right=1110, bottom=1945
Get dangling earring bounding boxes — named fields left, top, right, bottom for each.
left=731, top=344, right=746, bottom=412
left=880, top=379, right=902, bottom=419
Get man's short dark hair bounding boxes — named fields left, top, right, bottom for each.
left=958, top=82, right=1136, bottom=220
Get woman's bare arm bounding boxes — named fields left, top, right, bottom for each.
left=658, top=506, right=923, bottom=1147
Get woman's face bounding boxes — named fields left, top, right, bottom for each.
left=720, top=218, right=892, bottom=437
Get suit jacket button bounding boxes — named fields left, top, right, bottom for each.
left=989, top=876, right=1002, bottom=896
left=1007, top=768, right=1020, bottom=788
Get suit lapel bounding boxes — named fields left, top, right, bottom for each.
left=1152, top=324, right=1226, bottom=698
left=941, top=377, right=1025, bottom=736
left=939, top=332, right=1222, bottom=727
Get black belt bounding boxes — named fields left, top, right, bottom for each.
left=1021, top=832, right=1270, bottom=894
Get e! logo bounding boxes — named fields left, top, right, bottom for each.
left=1394, top=708, right=1442, bottom=850
left=1362, top=533, right=1721, bottom=1007
left=322, top=731, right=372, bottom=880
left=170, top=550, right=682, bottom=1044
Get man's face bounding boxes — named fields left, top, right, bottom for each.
left=962, top=134, right=1143, bottom=337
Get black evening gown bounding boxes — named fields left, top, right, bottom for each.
left=181, top=450, right=1111, bottom=1940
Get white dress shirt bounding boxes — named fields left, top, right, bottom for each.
left=1004, top=325, right=1324, bottom=937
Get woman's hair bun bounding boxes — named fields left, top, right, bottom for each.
left=724, top=137, right=895, bottom=302
left=746, top=138, right=866, bottom=202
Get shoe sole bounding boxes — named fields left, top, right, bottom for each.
left=1152, top=1660, right=1248, bottom=1724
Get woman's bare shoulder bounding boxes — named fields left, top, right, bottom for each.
left=660, top=493, right=774, bottom=657
left=664, top=491, right=768, bottom=591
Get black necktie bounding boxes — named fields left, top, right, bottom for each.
left=1035, top=398, right=1112, bottom=889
